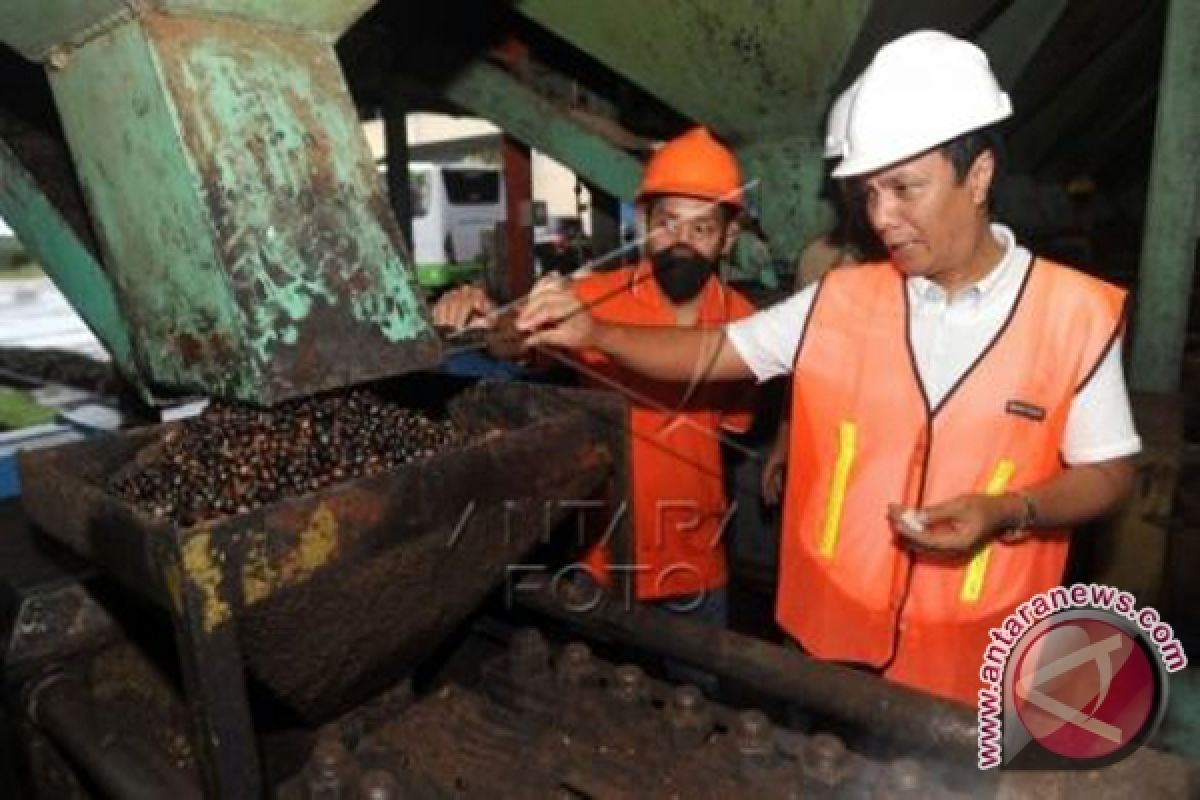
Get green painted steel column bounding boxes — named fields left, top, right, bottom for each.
left=739, top=138, right=830, bottom=269
left=1132, top=0, right=1200, bottom=393
left=443, top=61, right=642, bottom=202
left=0, top=139, right=136, bottom=370
left=2, top=3, right=440, bottom=404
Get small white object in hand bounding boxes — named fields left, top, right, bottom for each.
left=900, top=508, right=927, bottom=534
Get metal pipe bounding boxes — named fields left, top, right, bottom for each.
left=26, top=672, right=202, bottom=800
left=516, top=577, right=978, bottom=759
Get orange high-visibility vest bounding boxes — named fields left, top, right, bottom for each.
left=572, top=263, right=756, bottom=600
left=778, top=258, right=1126, bottom=705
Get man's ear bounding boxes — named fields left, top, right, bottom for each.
left=967, top=150, right=995, bottom=208
left=720, top=216, right=743, bottom=257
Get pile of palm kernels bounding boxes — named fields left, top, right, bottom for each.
left=109, top=390, right=471, bottom=525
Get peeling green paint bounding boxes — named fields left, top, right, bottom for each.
left=38, top=9, right=437, bottom=404
left=49, top=19, right=249, bottom=394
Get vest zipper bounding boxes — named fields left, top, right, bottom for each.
left=883, top=261, right=1037, bottom=672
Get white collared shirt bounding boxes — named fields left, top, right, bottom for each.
left=726, top=225, right=1141, bottom=464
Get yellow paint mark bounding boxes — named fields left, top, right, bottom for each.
left=181, top=531, right=231, bottom=632
left=299, top=505, right=338, bottom=571
left=960, top=460, right=1017, bottom=604
left=279, top=503, right=340, bottom=586
left=241, top=531, right=278, bottom=606
left=236, top=507, right=341, bottom=607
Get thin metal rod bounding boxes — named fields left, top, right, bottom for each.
left=447, top=179, right=760, bottom=337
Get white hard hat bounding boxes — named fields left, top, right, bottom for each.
left=823, top=80, right=859, bottom=159
left=833, top=30, right=1012, bottom=178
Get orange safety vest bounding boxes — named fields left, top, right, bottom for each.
left=778, top=258, right=1126, bottom=705
left=569, top=262, right=756, bottom=600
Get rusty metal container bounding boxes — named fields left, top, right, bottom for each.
left=17, top=378, right=627, bottom=722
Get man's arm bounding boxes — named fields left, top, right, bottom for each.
left=1001, top=458, right=1134, bottom=530
left=762, top=418, right=790, bottom=505
left=517, top=279, right=755, bottom=383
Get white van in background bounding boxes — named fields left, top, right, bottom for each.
left=407, top=162, right=506, bottom=291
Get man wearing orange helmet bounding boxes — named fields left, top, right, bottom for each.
left=433, top=127, right=756, bottom=625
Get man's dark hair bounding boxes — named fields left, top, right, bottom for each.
left=941, top=126, right=1006, bottom=184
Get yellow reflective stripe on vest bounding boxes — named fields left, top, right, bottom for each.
left=960, top=460, right=1016, bottom=604
left=819, top=422, right=858, bottom=560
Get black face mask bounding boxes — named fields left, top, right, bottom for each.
left=651, top=246, right=717, bottom=304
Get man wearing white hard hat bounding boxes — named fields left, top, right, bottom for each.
left=515, top=30, right=1139, bottom=705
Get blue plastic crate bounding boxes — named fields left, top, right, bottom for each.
left=0, top=452, right=17, bottom=499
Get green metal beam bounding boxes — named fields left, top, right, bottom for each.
left=1072, top=90, right=1155, bottom=177
left=1132, top=0, right=1200, bottom=393
left=0, top=0, right=374, bottom=60
left=1009, top=10, right=1157, bottom=171
left=0, top=138, right=136, bottom=370
left=0, top=0, right=127, bottom=61
left=976, top=0, right=1067, bottom=89
left=156, top=0, right=376, bottom=38
left=516, top=0, right=871, bottom=140
left=442, top=61, right=643, bottom=201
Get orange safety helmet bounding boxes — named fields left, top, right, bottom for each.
left=636, top=127, right=744, bottom=210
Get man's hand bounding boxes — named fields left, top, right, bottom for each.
left=889, top=493, right=1019, bottom=555
left=431, top=285, right=496, bottom=332
left=761, top=434, right=788, bottom=505
left=516, top=272, right=596, bottom=350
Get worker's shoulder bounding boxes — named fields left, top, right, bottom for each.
left=815, top=259, right=895, bottom=292
left=1031, top=259, right=1127, bottom=325
left=1034, top=257, right=1124, bottom=295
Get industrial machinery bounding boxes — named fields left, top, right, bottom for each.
left=0, top=0, right=1197, bottom=798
